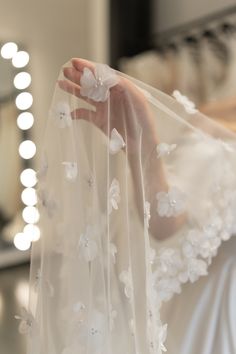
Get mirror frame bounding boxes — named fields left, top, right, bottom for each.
left=0, top=41, right=38, bottom=268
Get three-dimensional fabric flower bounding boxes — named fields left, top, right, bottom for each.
left=172, top=90, right=198, bottom=114
left=78, top=225, right=98, bottom=262
left=80, top=64, right=119, bottom=102
left=156, top=143, right=177, bottom=158
left=109, top=128, right=126, bottom=154
left=108, top=178, right=120, bottom=214
left=15, top=307, right=35, bottom=335
left=156, top=187, right=187, bottom=217
left=119, top=267, right=133, bottom=301
left=62, top=161, right=78, bottom=181
left=52, top=101, right=72, bottom=128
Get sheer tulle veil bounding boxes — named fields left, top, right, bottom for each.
left=18, top=59, right=236, bottom=354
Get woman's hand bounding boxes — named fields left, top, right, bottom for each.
left=58, top=58, right=157, bottom=155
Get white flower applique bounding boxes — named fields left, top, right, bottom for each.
left=109, top=128, right=126, bottom=154
left=33, top=269, right=54, bottom=297
left=62, top=161, right=78, bottom=181
left=15, top=307, right=36, bottom=335
left=172, top=90, right=198, bottom=114
left=156, top=143, right=177, bottom=158
left=80, top=63, right=119, bottom=102
left=156, top=187, right=187, bottom=217
left=144, top=201, right=151, bottom=228
left=78, top=225, right=98, bottom=262
left=108, top=178, right=121, bottom=214
left=78, top=310, right=107, bottom=352
left=178, top=258, right=208, bottom=284
left=119, top=267, right=134, bottom=301
left=51, top=101, right=72, bottom=128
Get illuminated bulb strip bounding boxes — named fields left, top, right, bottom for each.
left=0, top=41, right=40, bottom=250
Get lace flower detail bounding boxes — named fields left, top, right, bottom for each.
left=80, top=64, right=119, bottom=102
left=158, top=323, right=168, bottom=353
left=178, top=258, right=208, bottom=283
left=78, top=310, right=107, bottom=351
left=172, top=90, right=198, bottom=114
left=109, top=128, right=126, bottom=154
left=156, top=143, right=177, bottom=158
left=15, top=307, right=36, bottom=335
left=108, top=178, right=120, bottom=214
left=119, top=267, right=133, bottom=301
left=62, top=162, right=78, bottom=181
left=156, top=187, right=187, bottom=217
left=78, top=225, right=98, bottom=262
left=51, top=101, right=72, bottom=128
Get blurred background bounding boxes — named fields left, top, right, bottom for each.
left=0, top=0, right=236, bottom=352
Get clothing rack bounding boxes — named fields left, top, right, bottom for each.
left=152, top=4, right=236, bottom=48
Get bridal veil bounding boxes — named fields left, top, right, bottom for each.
left=19, top=59, right=236, bottom=354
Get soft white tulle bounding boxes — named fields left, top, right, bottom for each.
left=22, top=60, right=236, bottom=354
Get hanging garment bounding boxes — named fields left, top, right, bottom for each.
left=20, top=59, right=236, bottom=354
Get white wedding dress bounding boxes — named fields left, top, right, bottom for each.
left=17, top=59, right=236, bottom=354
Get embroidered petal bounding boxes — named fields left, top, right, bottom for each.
left=108, top=178, right=120, bottom=214
left=109, top=128, right=126, bottom=154
left=80, top=64, right=119, bottom=102
left=51, top=101, right=72, bottom=128
left=15, top=307, right=35, bottom=335
left=172, top=90, right=198, bottom=114
left=78, top=226, right=98, bottom=262
left=62, top=162, right=78, bottom=181
left=119, top=267, right=133, bottom=301
left=156, top=143, right=177, bottom=158
left=156, top=187, right=187, bottom=217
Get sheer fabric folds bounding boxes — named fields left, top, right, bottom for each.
left=24, top=59, right=236, bottom=354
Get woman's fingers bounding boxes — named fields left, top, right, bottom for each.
left=58, top=79, right=81, bottom=97
left=63, top=67, right=82, bottom=85
left=71, top=108, right=96, bottom=120
left=71, top=58, right=95, bottom=73
left=58, top=79, right=97, bottom=106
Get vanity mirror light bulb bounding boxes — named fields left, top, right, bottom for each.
left=12, top=50, right=29, bottom=68
left=23, top=224, right=40, bottom=242
left=14, top=72, right=31, bottom=90
left=21, top=187, right=37, bottom=206
left=22, top=206, right=40, bottom=224
left=14, top=232, right=31, bottom=251
left=20, top=168, right=37, bottom=187
left=17, top=112, right=34, bottom=130
left=16, top=92, right=33, bottom=110
left=19, top=140, right=36, bottom=159
left=0, top=42, right=18, bottom=59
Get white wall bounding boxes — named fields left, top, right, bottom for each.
left=0, top=0, right=109, bottom=164
left=154, top=0, right=236, bottom=32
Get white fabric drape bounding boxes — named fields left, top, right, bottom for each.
left=21, top=59, right=236, bottom=354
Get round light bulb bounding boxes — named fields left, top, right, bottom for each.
left=17, top=112, right=34, bottom=130
left=21, top=188, right=37, bottom=206
left=22, top=206, right=40, bottom=224
left=16, top=92, right=33, bottom=110
left=14, top=232, right=31, bottom=251
left=19, top=140, right=36, bottom=159
left=14, top=72, right=31, bottom=90
left=0, top=42, right=18, bottom=59
left=23, top=224, right=40, bottom=242
left=12, top=51, right=29, bottom=68
left=20, top=168, right=37, bottom=187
